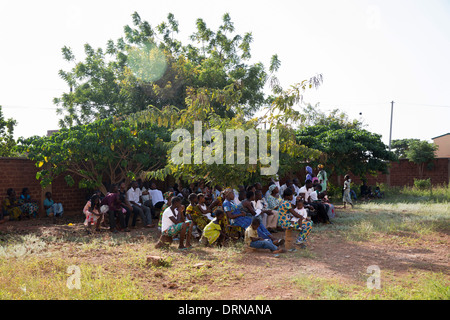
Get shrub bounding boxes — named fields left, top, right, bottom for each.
left=414, top=178, right=431, bottom=190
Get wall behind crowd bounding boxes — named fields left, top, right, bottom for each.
left=1, top=157, right=448, bottom=216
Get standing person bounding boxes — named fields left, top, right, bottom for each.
left=343, top=174, right=354, bottom=209
left=127, top=181, right=154, bottom=228
left=245, top=218, right=285, bottom=254
left=102, top=185, right=130, bottom=233
left=305, top=166, right=313, bottom=182
left=155, top=196, right=192, bottom=250
left=317, top=164, right=328, bottom=192
left=43, top=192, right=64, bottom=219
left=19, top=187, right=39, bottom=218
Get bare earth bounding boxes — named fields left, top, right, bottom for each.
left=1, top=207, right=449, bottom=299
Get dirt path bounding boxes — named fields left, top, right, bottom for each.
left=1, top=210, right=448, bottom=299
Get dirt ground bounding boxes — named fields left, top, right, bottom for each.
left=1, top=208, right=449, bottom=299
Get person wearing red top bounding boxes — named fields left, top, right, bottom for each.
left=101, top=184, right=130, bottom=233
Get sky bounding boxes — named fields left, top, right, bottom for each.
left=1, top=0, right=449, bottom=146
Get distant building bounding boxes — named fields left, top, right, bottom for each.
left=47, top=130, right=59, bottom=137
left=432, top=133, right=450, bottom=158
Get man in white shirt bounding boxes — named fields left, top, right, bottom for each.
left=155, top=196, right=192, bottom=250
left=299, top=179, right=330, bottom=224
left=127, top=181, right=154, bottom=228
left=298, top=179, right=314, bottom=203
left=279, top=179, right=294, bottom=198
left=148, top=182, right=165, bottom=209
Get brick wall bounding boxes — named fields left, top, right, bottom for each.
left=0, top=157, right=89, bottom=216
left=278, top=158, right=449, bottom=188
left=1, top=157, right=448, bottom=216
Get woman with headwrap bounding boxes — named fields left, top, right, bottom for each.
left=222, top=188, right=283, bottom=246
left=305, top=166, right=313, bottom=182
left=317, top=164, right=328, bottom=192
left=265, top=184, right=281, bottom=233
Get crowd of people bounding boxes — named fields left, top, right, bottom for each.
left=79, top=164, right=336, bottom=254
left=3, top=164, right=386, bottom=255
left=1, top=187, right=63, bottom=224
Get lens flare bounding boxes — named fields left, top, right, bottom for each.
left=126, top=42, right=167, bottom=82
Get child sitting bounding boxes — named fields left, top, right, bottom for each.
left=197, top=193, right=214, bottom=220
left=244, top=217, right=285, bottom=254
left=200, top=209, right=227, bottom=247
left=155, top=196, right=193, bottom=250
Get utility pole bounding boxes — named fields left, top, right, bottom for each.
left=389, top=101, right=394, bottom=151
left=387, top=101, right=394, bottom=187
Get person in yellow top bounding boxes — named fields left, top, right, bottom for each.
left=244, top=218, right=285, bottom=254
left=2, top=188, right=23, bottom=221
left=201, top=210, right=227, bottom=247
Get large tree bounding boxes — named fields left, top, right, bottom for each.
left=0, top=106, right=18, bottom=157
left=391, top=138, right=420, bottom=159
left=54, top=12, right=270, bottom=127
left=17, top=117, right=171, bottom=194
left=295, top=108, right=397, bottom=179
left=405, top=140, right=438, bottom=178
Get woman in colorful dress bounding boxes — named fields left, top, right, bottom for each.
left=185, top=193, right=210, bottom=237
left=19, top=187, right=39, bottom=218
left=317, top=164, right=328, bottom=192
left=223, top=189, right=282, bottom=245
left=277, top=187, right=313, bottom=247
left=2, top=188, right=23, bottom=220
left=207, top=190, right=240, bottom=239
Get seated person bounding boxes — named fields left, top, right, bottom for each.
left=245, top=217, right=285, bottom=254
left=43, top=192, right=64, bottom=218
left=298, top=180, right=330, bottom=224
left=277, top=189, right=313, bottom=247
left=19, top=187, right=39, bottom=218
left=223, top=189, right=282, bottom=246
left=360, top=182, right=370, bottom=200
left=374, top=186, right=384, bottom=199
left=102, top=185, right=130, bottom=233
left=201, top=210, right=227, bottom=247
left=2, top=188, right=22, bottom=221
left=185, top=193, right=209, bottom=237
left=149, top=182, right=166, bottom=211
left=155, top=196, right=192, bottom=250
left=83, top=194, right=104, bottom=233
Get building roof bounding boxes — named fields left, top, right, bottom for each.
left=432, top=133, right=450, bottom=140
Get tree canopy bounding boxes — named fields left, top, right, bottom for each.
left=405, top=140, right=437, bottom=178
left=295, top=107, right=397, bottom=179
left=17, top=117, right=171, bottom=194
left=54, top=12, right=271, bottom=127
left=0, top=106, right=18, bottom=157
